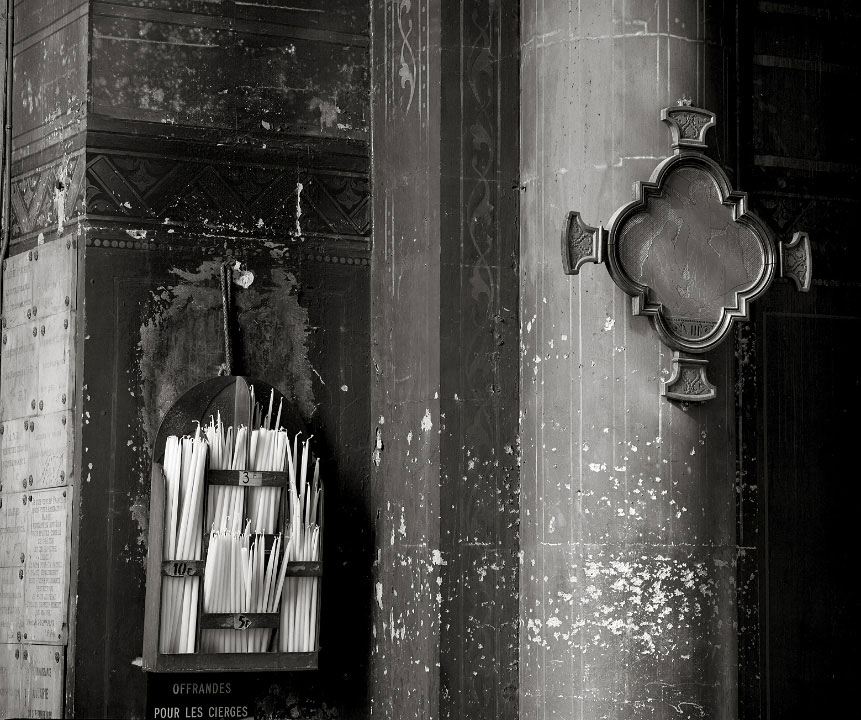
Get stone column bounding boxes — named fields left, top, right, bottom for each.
left=520, top=2, right=740, bottom=718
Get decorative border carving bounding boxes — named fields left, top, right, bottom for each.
left=779, top=231, right=812, bottom=292
left=85, top=153, right=369, bottom=243
left=9, top=153, right=86, bottom=242
left=396, top=0, right=417, bottom=115
left=661, top=353, right=717, bottom=403
left=561, top=211, right=605, bottom=275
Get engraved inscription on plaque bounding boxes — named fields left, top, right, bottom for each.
left=614, top=164, right=768, bottom=346
left=0, top=419, right=29, bottom=489
left=29, top=413, right=73, bottom=491
left=24, top=488, right=70, bottom=644
left=37, top=312, right=75, bottom=417
left=605, top=150, right=775, bottom=355
left=1, top=250, right=32, bottom=330
left=0, top=643, right=25, bottom=718
left=25, top=644, right=64, bottom=718
left=0, top=495, right=28, bottom=568
left=31, top=237, right=77, bottom=319
left=0, top=565, right=25, bottom=643
left=0, top=323, right=38, bottom=422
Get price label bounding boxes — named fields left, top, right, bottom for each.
left=238, top=471, right=263, bottom=486
left=232, top=614, right=251, bottom=630
left=161, top=561, right=202, bottom=577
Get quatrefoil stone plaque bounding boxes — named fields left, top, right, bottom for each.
left=562, top=105, right=812, bottom=402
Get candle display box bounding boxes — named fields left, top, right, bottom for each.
left=141, top=376, right=323, bottom=673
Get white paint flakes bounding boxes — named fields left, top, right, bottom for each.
left=421, top=409, right=433, bottom=433
left=588, top=462, right=606, bottom=472
left=603, top=317, right=615, bottom=332
left=294, top=182, right=304, bottom=237
left=431, top=549, right=446, bottom=566
left=375, top=582, right=383, bottom=609
left=340, top=384, right=348, bottom=392
left=406, top=431, right=413, bottom=445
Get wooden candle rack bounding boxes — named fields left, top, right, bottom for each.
left=141, top=377, right=322, bottom=673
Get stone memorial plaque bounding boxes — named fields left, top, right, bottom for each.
left=0, top=565, right=24, bottom=643
left=0, top=494, right=28, bottom=568
left=611, top=162, right=771, bottom=348
left=31, top=237, right=77, bottom=318
left=0, top=323, right=38, bottom=422
left=1, top=250, right=33, bottom=330
left=0, top=643, right=25, bottom=719
left=37, top=311, right=75, bottom=416
left=24, top=644, right=64, bottom=718
left=600, top=107, right=775, bottom=356
left=24, top=487, right=70, bottom=644
left=0, top=418, right=29, bottom=490
left=28, top=412, right=73, bottom=491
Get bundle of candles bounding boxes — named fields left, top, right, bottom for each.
left=201, top=527, right=292, bottom=652
left=280, top=431, right=321, bottom=652
left=158, top=432, right=208, bottom=653
left=158, top=388, right=323, bottom=655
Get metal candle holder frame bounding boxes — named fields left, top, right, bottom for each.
left=141, top=376, right=322, bottom=673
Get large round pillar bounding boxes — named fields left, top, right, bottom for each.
left=520, top=2, right=739, bottom=718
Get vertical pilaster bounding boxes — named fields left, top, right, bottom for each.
left=520, top=2, right=739, bottom=718
left=369, top=2, right=520, bottom=718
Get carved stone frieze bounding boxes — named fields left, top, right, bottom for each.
left=85, top=153, right=370, bottom=245
left=9, top=153, right=86, bottom=242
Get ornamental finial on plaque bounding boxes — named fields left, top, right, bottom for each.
left=561, top=105, right=812, bottom=403
left=662, top=103, right=716, bottom=152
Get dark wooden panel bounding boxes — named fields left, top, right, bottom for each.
left=762, top=308, right=861, bottom=718
left=73, top=246, right=370, bottom=718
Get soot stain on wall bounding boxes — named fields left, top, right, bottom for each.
left=131, top=258, right=315, bottom=563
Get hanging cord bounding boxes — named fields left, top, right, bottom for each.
left=0, top=0, right=16, bottom=315
left=219, top=261, right=234, bottom=376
